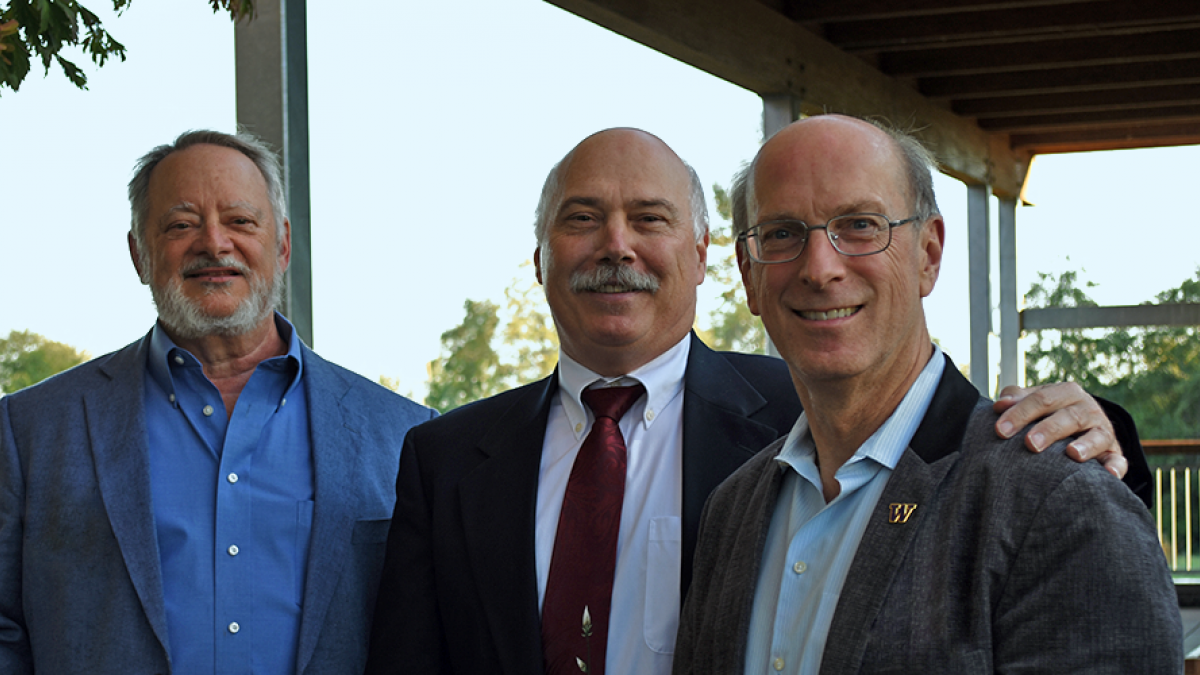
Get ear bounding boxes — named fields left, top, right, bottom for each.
left=694, top=230, right=710, bottom=286
left=736, top=244, right=762, bottom=317
left=918, top=216, right=945, bottom=298
left=534, top=247, right=544, bottom=285
left=128, top=231, right=149, bottom=285
left=277, top=218, right=292, bottom=273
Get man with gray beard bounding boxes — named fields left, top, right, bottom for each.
left=365, top=128, right=1148, bottom=675
left=0, top=130, right=435, bottom=675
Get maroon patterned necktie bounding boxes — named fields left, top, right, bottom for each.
left=542, top=383, right=646, bottom=675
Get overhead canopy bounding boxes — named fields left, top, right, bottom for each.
left=546, top=0, right=1200, bottom=197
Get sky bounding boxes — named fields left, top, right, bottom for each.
left=4, top=0, right=1199, bottom=400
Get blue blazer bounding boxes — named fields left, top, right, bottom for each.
left=0, top=332, right=436, bottom=675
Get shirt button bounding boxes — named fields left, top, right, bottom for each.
left=168, top=394, right=176, bottom=403
left=227, top=473, right=239, bottom=484
left=174, top=355, right=185, bottom=365
left=575, top=423, right=583, bottom=433
left=228, top=622, right=240, bottom=634
left=793, top=561, right=807, bottom=574
left=228, top=544, right=239, bottom=556
left=280, top=397, right=287, bottom=407
left=773, top=657, right=785, bottom=671
left=203, top=405, right=214, bottom=417
left=646, top=409, right=655, bottom=421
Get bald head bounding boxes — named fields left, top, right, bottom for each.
left=732, top=115, right=940, bottom=240
left=534, top=128, right=709, bottom=256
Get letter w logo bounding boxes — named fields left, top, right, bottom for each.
left=888, top=503, right=918, bottom=524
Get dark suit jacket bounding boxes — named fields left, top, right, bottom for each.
left=365, top=334, right=802, bottom=674
left=673, top=357, right=1181, bottom=674
left=0, top=332, right=436, bottom=675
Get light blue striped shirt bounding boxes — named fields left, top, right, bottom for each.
left=744, top=346, right=945, bottom=674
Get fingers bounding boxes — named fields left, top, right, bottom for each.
left=1092, top=448, right=1129, bottom=480
left=994, top=382, right=1124, bottom=471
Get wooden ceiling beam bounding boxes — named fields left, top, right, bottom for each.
left=782, top=0, right=1088, bottom=23
left=880, top=26, right=1200, bottom=77
left=1011, top=121, right=1200, bottom=153
left=954, top=84, right=1200, bottom=117
left=978, top=106, right=1200, bottom=133
left=824, top=0, right=1200, bottom=52
left=921, top=58, right=1200, bottom=99
left=545, top=0, right=1031, bottom=195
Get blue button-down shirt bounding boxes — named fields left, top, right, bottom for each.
left=744, top=347, right=944, bottom=675
left=144, top=314, right=313, bottom=675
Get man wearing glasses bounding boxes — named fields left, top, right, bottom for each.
left=673, top=115, right=1180, bottom=673
left=367, top=127, right=1149, bottom=675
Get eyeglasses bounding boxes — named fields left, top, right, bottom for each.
left=736, top=213, right=921, bottom=264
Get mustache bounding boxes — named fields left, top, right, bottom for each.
left=569, top=264, right=660, bottom=293
left=180, top=255, right=252, bottom=278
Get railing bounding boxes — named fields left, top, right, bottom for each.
left=1147, top=440, right=1200, bottom=573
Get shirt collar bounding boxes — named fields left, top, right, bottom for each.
left=776, top=344, right=946, bottom=476
left=147, top=312, right=305, bottom=404
left=555, top=333, right=691, bottom=440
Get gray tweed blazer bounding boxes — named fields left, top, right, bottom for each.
left=674, top=357, right=1181, bottom=674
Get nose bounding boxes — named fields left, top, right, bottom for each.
left=194, top=221, right=233, bottom=258
left=796, top=227, right=846, bottom=289
left=596, top=218, right=637, bottom=264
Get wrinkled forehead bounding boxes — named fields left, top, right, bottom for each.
left=753, top=120, right=908, bottom=218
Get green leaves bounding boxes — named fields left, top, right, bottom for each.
left=1, top=0, right=252, bottom=94
left=208, top=0, right=254, bottom=22
left=0, top=329, right=89, bottom=394
left=1024, top=268, right=1200, bottom=440
left=424, top=267, right=559, bottom=413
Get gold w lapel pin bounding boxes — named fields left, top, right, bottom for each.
left=888, top=503, right=918, bottom=524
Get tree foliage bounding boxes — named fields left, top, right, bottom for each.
left=696, top=183, right=766, bottom=354
left=424, top=266, right=559, bottom=413
left=0, top=330, right=89, bottom=394
left=0, top=0, right=254, bottom=94
left=1025, top=269, right=1200, bottom=440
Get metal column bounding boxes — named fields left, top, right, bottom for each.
left=998, top=196, right=1019, bottom=391
left=759, top=95, right=802, bottom=358
left=762, top=95, right=801, bottom=139
left=235, top=0, right=313, bottom=346
left=967, top=184, right=992, bottom=394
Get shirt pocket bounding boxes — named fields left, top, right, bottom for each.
left=644, top=516, right=682, bottom=654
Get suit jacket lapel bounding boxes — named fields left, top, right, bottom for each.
left=295, top=348, right=359, bottom=675
left=819, top=357, right=985, bottom=675
left=681, top=336, right=784, bottom=594
left=88, top=335, right=171, bottom=658
left=459, top=376, right=557, bottom=675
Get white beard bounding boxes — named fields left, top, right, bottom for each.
left=149, top=255, right=284, bottom=340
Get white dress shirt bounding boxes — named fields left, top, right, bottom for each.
left=537, top=335, right=690, bottom=675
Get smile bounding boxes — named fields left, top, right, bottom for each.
left=590, top=284, right=646, bottom=293
left=798, top=306, right=860, bottom=321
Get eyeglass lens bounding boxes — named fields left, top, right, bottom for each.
left=751, top=214, right=891, bottom=261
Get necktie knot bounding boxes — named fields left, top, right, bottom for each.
left=581, top=384, right=645, bottom=423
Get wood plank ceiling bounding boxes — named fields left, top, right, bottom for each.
left=774, top=0, right=1200, bottom=155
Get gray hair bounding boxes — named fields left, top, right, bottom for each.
left=533, top=141, right=710, bottom=254
left=127, top=129, right=288, bottom=274
left=732, top=116, right=940, bottom=239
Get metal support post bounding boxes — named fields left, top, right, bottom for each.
left=967, top=183, right=992, bottom=394
left=998, top=196, right=1019, bottom=391
left=759, top=94, right=803, bottom=358
left=235, top=0, right=313, bottom=345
